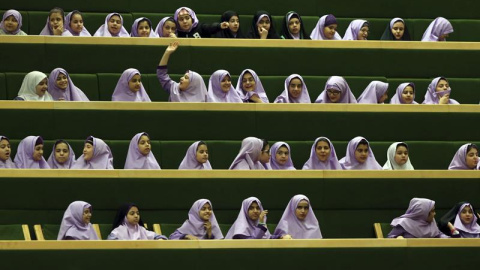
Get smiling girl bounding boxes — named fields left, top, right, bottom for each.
left=16, top=71, right=53, bottom=101
left=131, top=17, right=158, bottom=37
left=14, top=136, right=50, bottom=169
left=315, top=76, right=357, bottom=103
left=58, top=201, right=99, bottom=240
left=170, top=199, right=223, bottom=239
left=343, top=19, right=369, bottom=40
left=207, top=70, right=243, bottom=103
left=0, top=10, right=27, bottom=35
left=71, top=136, right=113, bottom=169
left=48, top=68, right=89, bottom=101
left=124, top=132, right=160, bottom=169
left=235, top=69, right=269, bottom=103
left=112, top=68, right=151, bottom=102
left=439, top=202, right=480, bottom=238
left=274, top=74, right=311, bottom=103
left=310, top=14, right=341, bottom=40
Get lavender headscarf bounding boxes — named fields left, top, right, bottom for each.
left=17, top=71, right=53, bottom=101
left=14, top=136, right=50, bottom=169
left=176, top=199, right=223, bottom=239
left=274, top=74, right=311, bottom=103
left=454, top=203, right=480, bottom=234
left=422, top=77, right=459, bottom=104
left=179, top=141, right=212, bottom=170
left=0, top=10, right=23, bottom=35
left=207, top=70, right=243, bottom=103
left=225, top=197, right=271, bottom=239
left=47, top=140, right=76, bottom=169
left=421, top=17, right=453, bottom=42
left=274, top=195, right=322, bottom=239
left=339, top=136, right=382, bottom=170
left=235, top=69, right=269, bottom=103
left=383, top=142, right=414, bottom=170
left=448, top=143, right=477, bottom=170
left=0, top=136, right=15, bottom=168
left=169, top=71, right=207, bottom=102
left=310, top=14, right=342, bottom=40
left=174, top=7, right=199, bottom=32
left=124, top=132, right=160, bottom=169
left=390, top=198, right=441, bottom=238
left=155, top=17, right=176, bottom=37
left=71, top=136, right=114, bottom=169
left=39, top=13, right=72, bottom=36
left=390, top=83, right=418, bottom=104
left=57, top=201, right=99, bottom=240
left=269, top=142, right=296, bottom=170
left=357, top=81, right=389, bottom=104
left=65, top=11, right=91, bottom=36
left=302, top=137, right=342, bottom=170
left=93, top=13, right=129, bottom=37
left=229, top=137, right=265, bottom=170
left=112, top=68, right=151, bottom=102
left=130, top=17, right=158, bottom=37
left=343, top=19, right=368, bottom=40
left=48, top=68, right=89, bottom=101
left=315, top=76, right=357, bottom=103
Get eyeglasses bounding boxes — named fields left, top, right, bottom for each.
left=327, top=89, right=341, bottom=95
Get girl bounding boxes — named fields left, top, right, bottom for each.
left=274, top=195, right=322, bottom=239
left=169, top=199, right=223, bottom=239
left=155, top=17, right=177, bottom=38
left=280, top=11, right=309, bottom=40
left=71, top=136, right=114, bottom=169
left=16, top=71, right=53, bottom=101
left=229, top=137, right=270, bottom=170
left=0, top=9, right=27, bottom=35
left=112, top=68, right=151, bottom=102
left=357, top=81, right=389, bottom=104
left=14, top=136, right=50, bottom=169
left=157, top=42, right=207, bottom=102
left=207, top=70, right=243, bottom=103
left=380, top=18, right=411, bottom=40
left=343, top=19, right=369, bottom=40
left=274, top=74, right=311, bottom=103
left=57, top=201, right=99, bottom=240
left=65, top=10, right=91, bottom=36
left=269, top=142, right=296, bottom=170
left=448, top=143, right=478, bottom=170
left=0, top=136, right=15, bottom=168
left=339, top=136, right=382, bottom=170
left=383, top=142, right=414, bottom=170
left=174, top=7, right=228, bottom=38
left=130, top=17, right=158, bottom=37
left=47, top=140, right=76, bottom=169
left=94, top=13, right=129, bottom=37
left=388, top=198, right=448, bottom=238
left=421, top=17, right=453, bottom=42
left=124, top=132, right=160, bottom=169
left=48, top=68, right=89, bottom=101
left=247, top=11, right=280, bottom=39
left=235, top=69, right=269, bottom=103
left=389, top=83, right=418, bottom=104
left=439, top=202, right=480, bottom=238
left=39, top=7, right=72, bottom=36
left=178, top=141, right=212, bottom=170
left=310, top=14, right=341, bottom=40
left=108, top=203, right=167, bottom=240
left=215, top=10, right=244, bottom=38
left=302, top=137, right=342, bottom=170
left=314, top=76, right=357, bottom=103
left=422, top=77, right=459, bottom=104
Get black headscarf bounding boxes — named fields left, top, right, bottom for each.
left=438, top=201, right=480, bottom=236
left=380, top=18, right=411, bottom=40
left=215, top=10, right=245, bottom=38
left=111, top=202, right=145, bottom=231
left=280, top=11, right=310, bottom=40
left=247, top=10, right=280, bottom=39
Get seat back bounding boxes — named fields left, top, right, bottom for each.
left=0, top=224, right=31, bottom=240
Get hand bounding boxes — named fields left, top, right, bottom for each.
left=477, top=213, right=480, bottom=219
left=259, top=210, right=268, bottom=223
left=281, top=234, right=293, bottom=239
left=165, top=41, right=179, bottom=54
left=184, top=234, right=198, bottom=240
left=220, top=22, right=229, bottom=29
left=258, top=27, right=268, bottom=39
left=396, top=236, right=404, bottom=239
left=439, top=94, right=450, bottom=104
left=58, top=98, right=65, bottom=101
left=168, top=32, right=177, bottom=38
left=53, top=24, right=64, bottom=35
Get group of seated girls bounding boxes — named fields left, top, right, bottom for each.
left=1, top=134, right=478, bottom=170
left=1, top=8, right=453, bottom=42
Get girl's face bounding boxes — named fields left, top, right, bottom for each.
left=56, top=73, right=68, bottom=90
left=108, top=15, right=122, bottom=35
left=0, top=139, right=11, bottom=161
left=137, top=20, right=151, bottom=37
left=4, top=15, right=19, bottom=33
left=70, top=13, right=84, bottom=34
left=391, top=21, right=405, bottom=40
left=323, top=24, right=337, bottom=39
left=128, top=74, right=142, bottom=92
left=126, top=206, right=140, bottom=225
left=394, top=145, right=408, bottom=166
left=82, top=207, right=92, bottom=224
left=435, top=79, right=449, bottom=92
left=315, top=141, right=331, bottom=162
left=229, top=15, right=239, bottom=33
left=33, top=144, right=44, bottom=161
left=36, top=78, right=48, bottom=97
left=241, top=72, right=256, bottom=92
left=137, top=135, right=151, bottom=156
left=196, top=144, right=209, bottom=164
left=426, top=207, right=436, bottom=223
left=275, top=146, right=289, bottom=165
left=295, top=200, right=309, bottom=221
left=327, top=88, right=341, bottom=103
left=355, top=144, right=369, bottom=163
left=83, top=143, right=94, bottom=161
left=54, top=142, right=70, bottom=164
left=259, top=144, right=271, bottom=164
left=220, top=75, right=232, bottom=93
left=357, top=26, right=369, bottom=40
left=288, top=78, right=302, bottom=98
left=162, top=20, right=176, bottom=37
left=49, top=12, right=63, bottom=31
left=179, top=72, right=190, bottom=91
left=401, top=86, right=414, bottom=104
left=465, top=147, right=479, bottom=169
left=177, top=10, right=193, bottom=31
left=257, top=16, right=271, bottom=31
left=288, top=17, right=301, bottom=35
left=460, top=206, right=474, bottom=224
left=248, top=202, right=261, bottom=221
left=379, top=92, right=388, bottom=103
left=199, top=203, right=212, bottom=221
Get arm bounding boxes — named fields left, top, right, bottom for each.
left=232, top=225, right=268, bottom=239
left=157, top=42, right=180, bottom=94
left=159, top=42, right=178, bottom=66
left=199, top=22, right=229, bottom=37
left=387, top=226, right=404, bottom=238
left=249, top=94, right=264, bottom=103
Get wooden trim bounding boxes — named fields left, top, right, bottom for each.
left=33, top=225, right=44, bottom=241
left=21, top=225, right=31, bottom=241
left=92, top=224, right=101, bottom=240
left=153, top=224, right=162, bottom=235
left=373, top=223, right=383, bottom=239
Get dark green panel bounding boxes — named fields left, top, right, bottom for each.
left=0, top=73, right=6, bottom=100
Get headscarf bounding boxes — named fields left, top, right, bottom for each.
left=390, top=198, right=442, bottom=238
left=343, top=19, right=368, bottom=40
left=382, top=142, right=414, bottom=170
left=169, top=71, right=207, bottom=102
left=174, top=7, right=199, bottom=33
left=176, top=199, right=223, bottom=239
left=380, top=18, right=411, bottom=41
left=0, top=10, right=23, bottom=35
left=310, top=14, right=342, bottom=40
left=130, top=17, right=158, bottom=37
left=302, top=137, right=342, bottom=170
left=17, top=71, right=53, bottom=101
left=71, top=136, right=114, bottom=169
left=47, top=140, right=76, bottom=169
left=65, top=11, right=91, bottom=36
left=439, top=202, right=480, bottom=236
left=390, top=83, right=418, bottom=104
left=339, top=136, right=382, bottom=170
left=314, top=76, right=357, bottom=103
left=280, top=11, right=309, bottom=40
left=422, top=77, right=459, bottom=104
left=124, top=132, right=160, bottom=169
left=39, top=10, right=72, bottom=36
left=179, top=141, right=212, bottom=170
left=155, top=17, right=176, bottom=37
left=207, top=70, right=243, bottom=103
left=112, top=68, right=151, bottom=102
left=448, top=143, right=478, bottom=170
left=216, top=10, right=245, bottom=38
left=47, top=68, right=89, bottom=101
left=14, top=136, right=50, bottom=169
left=274, top=195, right=322, bottom=239
left=235, top=69, right=269, bottom=103
left=274, top=74, right=311, bottom=103
left=57, top=201, right=99, bottom=240
left=225, top=197, right=271, bottom=239
left=93, top=13, right=129, bottom=37
left=0, top=136, right=16, bottom=168
left=421, top=17, right=453, bottom=42
left=247, top=11, right=280, bottom=39
left=229, top=137, right=265, bottom=170
left=269, top=142, right=295, bottom=170
left=357, top=81, right=389, bottom=104
left=110, top=203, right=157, bottom=240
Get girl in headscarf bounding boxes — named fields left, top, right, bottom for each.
left=448, top=143, right=478, bottom=170
left=383, top=142, right=414, bottom=170
left=389, top=83, right=418, bottom=104
left=422, top=77, right=459, bottom=104
left=112, top=68, right=151, bottom=102
left=388, top=198, right=448, bottom=238
left=310, top=14, right=341, bottom=40
left=421, top=17, right=453, bottom=42
left=235, top=69, right=269, bottom=103
left=357, top=81, right=389, bottom=104
left=339, top=136, right=382, bottom=170
left=174, top=7, right=228, bottom=38
left=47, top=140, right=76, bottom=169
left=48, top=68, right=89, bottom=101
left=247, top=10, right=280, bottom=39
left=93, top=13, right=129, bottom=37
left=302, top=137, right=342, bottom=170
left=380, top=18, right=411, bottom=40
left=439, top=202, right=480, bottom=238
left=0, top=10, right=27, bottom=35
left=71, top=136, right=114, bottom=169
left=14, top=136, right=50, bottom=169
left=274, top=195, right=322, bottom=239
left=58, top=201, right=99, bottom=240
left=130, top=17, right=158, bottom=37
left=157, top=42, right=207, bottom=102
left=65, top=10, right=91, bottom=36
left=0, top=136, right=15, bottom=169
left=274, top=74, right=311, bottom=103
left=155, top=17, right=177, bottom=38
left=280, top=11, right=309, bottom=40
left=169, top=199, right=223, bottom=239
left=229, top=137, right=270, bottom=170
left=108, top=203, right=167, bottom=240
left=207, top=70, right=243, bottom=103
left=315, top=76, right=357, bottom=103
left=343, top=19, right=369, bottom=40
left=269, top=142, right=296, bottom=170
left=16, top=71, right=53, bottom=101
left=124, top=132, right=160, bottom=169
left=178, top=141, right=212, bottom=170
left=39, top=7, right=72, bottom=36
left=215, top=10, right=244, bottom=38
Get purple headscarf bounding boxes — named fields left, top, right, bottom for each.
left=390, top=83, right=418, bottom=104
left=174, top=7, right=199, bottom=32
left=176, top=199, right=223, bottom=239
left=422, top=77, right=459, bottom=104
left=124, top=132, right=160, bottom=169
left=315, top=76, right=357, bottom=103
left=57, top=201, right=99, bottom=240
left=0, top=136, right=15, bottom=168
left=302, top=137, right=342, bottom=170
left=155, top=17, right=176, bottom=37
left=391, top=198, right=441, bottom=238
left=342, top=19, right=368, bottom=40
left=14, top=136, right=50, bottom=169
left=130, top=17, right=158, bottom=37
left=448, top=143, right=477, bottom=170
left=235, top=69, right=269, bottom=103
left=65, top=11, right=91, bottom=36
left=207, top=70, right=243, bottom=103
left=274, top=195, right=322, bottom=239
left=454, top=203, right=480, bottom=234
left=71, top=136, right=114, bottom=169
left=421, top=17, right=453, bottom=42
left=339, top=136, right=382, bottom=170
left=357, top=81, right=389, bottom=104
left=17, top=71, right=53, bottom=101
left=112, top=68, right=151, bottom=102
left=169, top=71, right=207, bottom=102
left=48, top=68, right=89, bottom=101
left=93, top=13, right=129, bottom=37
left=383, top=142, right=414, bottom=170
left=310, top=14, right=342, bottom=40
left=0, top=10, right=23, bottom=35
left=229, top=137, right=265, bottom=170
left=269, top=142, right=296, bottom=170
left=225, top=197, right=271, bottom=239
left=179, top=141, right=212, bottom=170
left=39, top=12, right=73, bottom=36
left=274, top=74, right=311, bottom=103
left=47, top=140, right=76, bottom=169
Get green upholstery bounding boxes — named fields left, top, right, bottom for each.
left=0, top=73, right=6, bottom=100
left=0, top=224, right=27, bottom=240
left=96, top=223, right=112, bottom=240
left=40, top=224, right=60, bottom=240
left=159, top=224, right=181, bottom=238
left=380, top=223, right=392, bottom=238
left=97, top=73, right=121, bottom=101
left=69, top=74, right=99, bottom=101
